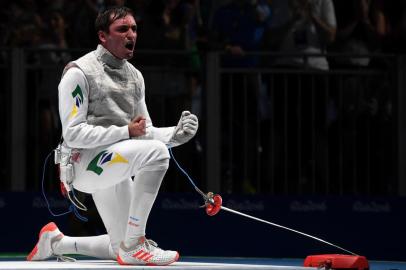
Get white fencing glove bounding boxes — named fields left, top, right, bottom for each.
left=170, top=111, right=198, bottom=145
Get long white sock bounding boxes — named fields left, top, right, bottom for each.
left=124, top=168, right=167, bottom=247
left=52, top=234, right=115, bottom=259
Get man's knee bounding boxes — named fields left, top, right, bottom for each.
left=141, top=140, right=169, bottom=171
left=149, top=140, right=169, bottom=160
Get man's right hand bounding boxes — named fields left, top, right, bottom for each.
left=128, top=116, right=146, bottom=137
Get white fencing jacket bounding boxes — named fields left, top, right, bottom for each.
left=58, top=45, right=178, bottom=150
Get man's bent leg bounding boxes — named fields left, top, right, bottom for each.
left=27, top=222, right=115, bottom=260
left=53, top=234, right=115, bottom=260
left=124, top=167, right=168, bottom=246
left=124, top=140, right=169, bottom=246
left=92, top=178, right=133, bottom=255
left=118, top=141, right=179, bottom=265
left=49, top=179, right=133, bottom=260
left=71, top=139, right=177, bottom=265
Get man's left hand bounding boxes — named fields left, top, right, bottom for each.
left=171, top=111, right=198, bottom=144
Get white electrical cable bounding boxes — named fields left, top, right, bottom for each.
left=221, top=206, right=357, bottom=255
left=169, top=147, right=358, bottom=256
left=67, top=191, right=88, bottom=211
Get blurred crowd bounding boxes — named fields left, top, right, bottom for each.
left=1, top=0, right=406, bottom=63
left=0, top=0, right=404, bottom=193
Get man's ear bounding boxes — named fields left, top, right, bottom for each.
left=98, top=30, right=107, bottom=43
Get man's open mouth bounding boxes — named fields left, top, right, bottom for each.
left=125, top=41, right=134, bottom=50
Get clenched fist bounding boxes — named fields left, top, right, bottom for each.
left=170, top=111, right=198, bottom=145
left=128, top=116, right=146, bottom=137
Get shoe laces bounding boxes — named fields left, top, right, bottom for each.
left=51, top=236, right=75, bottom=262
left=56, top=254, right=76, bottom=262
left=143, top=238, right=158, bottom=251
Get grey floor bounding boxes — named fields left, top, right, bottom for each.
left=0, top=259, right=315, bottom=270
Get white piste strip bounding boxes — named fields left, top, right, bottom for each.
left=0, top=260, right=316, bottom=270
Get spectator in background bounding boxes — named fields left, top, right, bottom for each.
left=381, top=0, right=406, bottom=54
left=135, top=0, right=206, bottom=191
left=136, top=0, right=200, bottom=123
left=63, top=0, right=101, bottom=49
left=0, top=1, right=12, bottom=48
left=31, top=10, right=72, bottom=189
left=327, top=0, right=388, bottom=193
left=210, top=0, right=271, bottom=67
left=181, top=0, right=206, bottom=153
left=137, top=0, right=186, bottom=51
left=265, top=0, right=336, bottom=70
left=35, top=11, right=70, bottom=62
left=6, top=0, right=42, bottom=47
left=105, top=0, right=126, bottom=7
left=262, top=0, right=336, bottom=192
left=126, top=0, right=149, bottom=27
left=330, top=0, right=386, bottom=68
left=209, top=0, right=271, bottom=193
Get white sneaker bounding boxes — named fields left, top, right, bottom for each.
left=27, top=222, right=64, bottom=261
left=117, top=237, right=179, bottom=266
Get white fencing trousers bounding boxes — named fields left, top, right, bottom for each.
left=72, top=139, right=170, bottom=254
left=72, top=139, right=170, bottom=193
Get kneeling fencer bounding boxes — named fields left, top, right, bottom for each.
left=27, top=6, right=198, bottom=266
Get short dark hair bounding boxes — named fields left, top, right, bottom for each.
left=95, top=6, right=134, bottom=33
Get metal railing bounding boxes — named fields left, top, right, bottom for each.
left=205, top=52, right=406, bottom=196
left=2, top=48, right=405, bottom=196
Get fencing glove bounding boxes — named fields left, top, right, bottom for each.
left=170, top=111, right=198, bottom=146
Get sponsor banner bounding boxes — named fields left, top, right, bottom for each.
left=0, top=192, right=404, bottom=261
